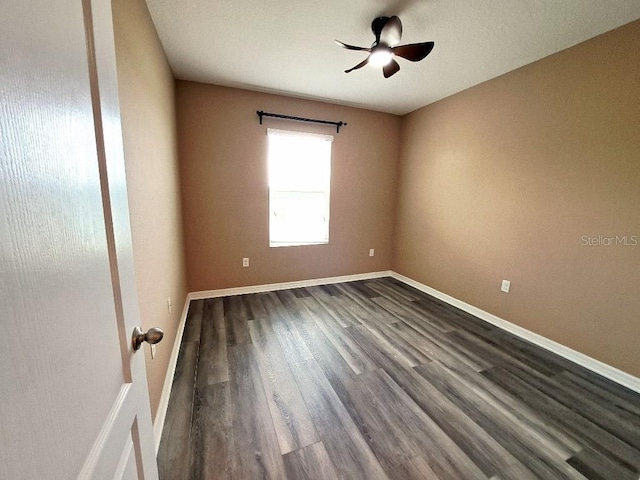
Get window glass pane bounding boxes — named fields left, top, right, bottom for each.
left=268, top=135, right=331, bottom=191
left=267, top=130, right=332, bottom=247
left=270, top=191, right=329, bottom=245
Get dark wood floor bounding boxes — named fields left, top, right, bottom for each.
left=158, top=277, right=640, bottom=480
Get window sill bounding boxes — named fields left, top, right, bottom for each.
left=270, top=240, right=329, bottom=248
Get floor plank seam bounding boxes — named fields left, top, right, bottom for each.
left=158, top=278, right=640, bottom=480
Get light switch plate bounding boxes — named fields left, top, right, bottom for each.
left=501, top=280, right=511, bottom=293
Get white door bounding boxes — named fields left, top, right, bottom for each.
left=0, top=0, right=158, bottom=478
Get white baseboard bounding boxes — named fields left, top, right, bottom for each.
left=154, top=269, right=640, bottom=451
left=391, top=271, right=640, bottom=395
left=153, top=295, right=191, bottom=453
left=188, top=271, right=393, bottom=300
left=152, top=270, right=391, bottom=451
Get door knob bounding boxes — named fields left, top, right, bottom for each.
left=132, top=326, right=164, bottom=351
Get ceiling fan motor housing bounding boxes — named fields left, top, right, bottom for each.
left=337, top=15, right=433, bottom=78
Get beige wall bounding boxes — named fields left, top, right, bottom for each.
left=111, top=5, right=637, bottom=402
left=394, top=21, right=640, bottom=377
left=112, top=0, right=187, bottom=419
left=177, top=82, right=400, bottom=291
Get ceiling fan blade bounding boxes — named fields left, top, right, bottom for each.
left=383, top=58, right=400, bottom=78
left=345, top=56, right=370, bottom=73
left=335, top=40, right=370, bottom=52
left=371, top=16, right=389, bottom=44
left=379, top=16, right=402, bottom=46
left=392, top=42, right=435, bottom=62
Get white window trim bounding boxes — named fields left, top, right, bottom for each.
left=267, top=128, right=333, bottom=248
left=267, top=128, right=334, bottom=143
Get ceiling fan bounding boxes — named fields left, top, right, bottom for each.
left=336, top=16, right=434, bottom=78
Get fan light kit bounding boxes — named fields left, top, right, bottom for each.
left=369, top=46, right=393, bottom=66
left=336, top=16, right=434, bottom=78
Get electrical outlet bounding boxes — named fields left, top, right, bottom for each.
left=167, top=297, right=172, bottom=314
left=501, top=280, right=511, bottom=293
left=369, top=249, right=375, bottom=257
left=242, top=257, right=249, bottom=267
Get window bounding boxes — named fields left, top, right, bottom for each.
left=267, top=128, right=332, bottom=247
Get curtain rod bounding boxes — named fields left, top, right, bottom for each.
left=257, top=110, right=347, bottom=133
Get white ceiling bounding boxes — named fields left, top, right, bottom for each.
left=145, top=0, right=640, bottom=116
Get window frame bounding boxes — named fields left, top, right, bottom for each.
left=267, top=128, right=333, bottom=248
